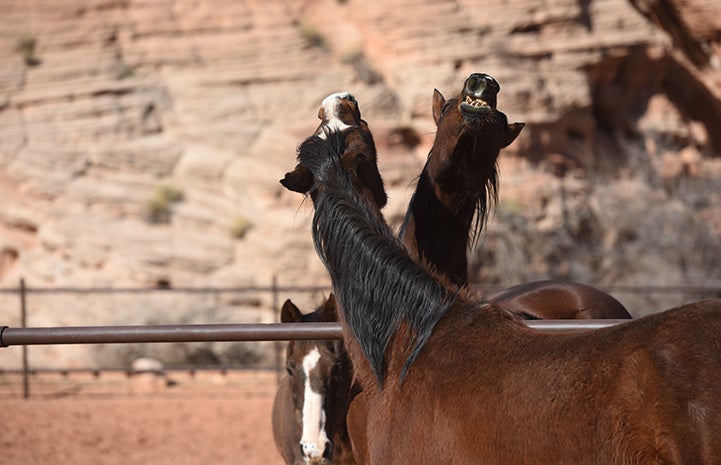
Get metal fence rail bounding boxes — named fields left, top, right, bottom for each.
left=0, top=320, right=630, bottom=347
left=0, top=322, right=343, bottom=346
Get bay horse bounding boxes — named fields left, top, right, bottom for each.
left=272, top=296, right=355, bottom=465
left=399, top=73, right=632, bottom=320
left=283, top=112, right=721, bottom=464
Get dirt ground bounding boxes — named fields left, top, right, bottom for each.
left=0, top=370, right=286, bottom=465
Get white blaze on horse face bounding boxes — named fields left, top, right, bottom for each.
left=317, top=92, right=354, bottom=140
left=299, top=347, right=329, bottom=462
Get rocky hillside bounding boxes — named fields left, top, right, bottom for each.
left=1, top=0, right=720, bottom=368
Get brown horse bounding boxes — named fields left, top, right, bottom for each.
left=399, top=73, right=632, bottom=320
left=272, top=296, right=355, bottom=465
left=283, top=111, right=721, bottom=464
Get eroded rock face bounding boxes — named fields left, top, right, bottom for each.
left=0, top=0, right=719, bottom=367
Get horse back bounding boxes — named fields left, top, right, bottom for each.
left=487, top=280, right=632, bottom=319
left=601, top=300, right=721, bottom=463
left=368, top=299, right=721, bottom=465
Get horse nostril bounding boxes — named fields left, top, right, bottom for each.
left=465, top=74, right=486, bottom=94
left=301, top=442, right=323, bottom=460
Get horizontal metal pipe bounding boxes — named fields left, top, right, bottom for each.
left=0, top=285, right=332, bottom=295
left=0, top=323, right=344, bottom=347
left=0, top=320, right=629, bottom=347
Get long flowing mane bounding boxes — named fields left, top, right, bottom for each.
left=298, top=131, right=457, bottom=385
left=461, top=135, right=499, bottom=247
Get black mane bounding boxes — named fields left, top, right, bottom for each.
left=464, top=135, right=499, bottom=248
left=298, top=130, right=456, bottom=385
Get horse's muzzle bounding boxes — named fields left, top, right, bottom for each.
left=300, top=440, right=332, bottom=465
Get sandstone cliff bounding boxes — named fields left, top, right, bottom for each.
left=1, top=0, right=719, bottom=367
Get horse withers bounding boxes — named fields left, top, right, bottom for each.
left=272, top=296, right=355, bottom=465
left=284, top=102, right=721, bottom=464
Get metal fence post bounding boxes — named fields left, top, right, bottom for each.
left=272, top=275, right=282, bottom=385
left=20, top=277, right=29, bottom=399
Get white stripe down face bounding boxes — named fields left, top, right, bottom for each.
left=299, top=347, right=330, bottom=463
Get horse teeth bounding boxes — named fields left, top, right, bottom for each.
left=465, top=96, right=488, bottom=107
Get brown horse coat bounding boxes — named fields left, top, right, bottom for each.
left=366, top=297, right=721, bottom=464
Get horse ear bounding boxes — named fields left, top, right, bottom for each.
left=280, top=165, right=314, bottom=194
left=321, top=294, right=339, bottom=322
left=280, top=299, right=303, bottom=323
left=502, top=122, right=525, bottom=148
left=432, top=89, right=446, bottom=125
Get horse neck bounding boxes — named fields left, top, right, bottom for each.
left=311, top=168, right=455, bottom=388
left=400, top=140, right=498, bottom=287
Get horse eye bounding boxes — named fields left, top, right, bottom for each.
left=286, top=365, right=295, bottom=377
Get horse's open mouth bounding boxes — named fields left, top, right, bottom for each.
left=462, top=95, right=490, bottom=109
left=459, top=73, right=499, bottom=117
left=460, top=94, right=492, bottom=115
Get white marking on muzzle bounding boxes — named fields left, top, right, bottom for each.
left=317, top=92, right=353, bottom=139
left=299, top=347, right=329, bottom=461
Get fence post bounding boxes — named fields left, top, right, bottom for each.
left=20, top=277, right=29, bottom=400
left=272, top=275, right=282, bottom=385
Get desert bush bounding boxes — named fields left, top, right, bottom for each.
left=17, top=35, right=41, bottom=66
left=143, top=183, right=184, bottom=224
left=230, top=216, right=253, bottom=239
left=299, top=23, right=326, bottom=49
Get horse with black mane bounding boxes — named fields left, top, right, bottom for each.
left=283, top=95, right=721, bottom=464
left=400, top=73, right=631, bottom=320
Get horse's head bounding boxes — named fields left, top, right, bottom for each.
left=281, top=92, right=387, bottom=209
left=429, top=73, right=525, bottom=239
left=314, top=92, right=364, bottom=137
left=433, top=73, right=525, bottom=140
left=432, top=73, right=525, bottom=148
left=280, top=296, right=350, bottom=465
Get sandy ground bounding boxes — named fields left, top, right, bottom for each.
left=0, top=370, right=285, bottom=465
